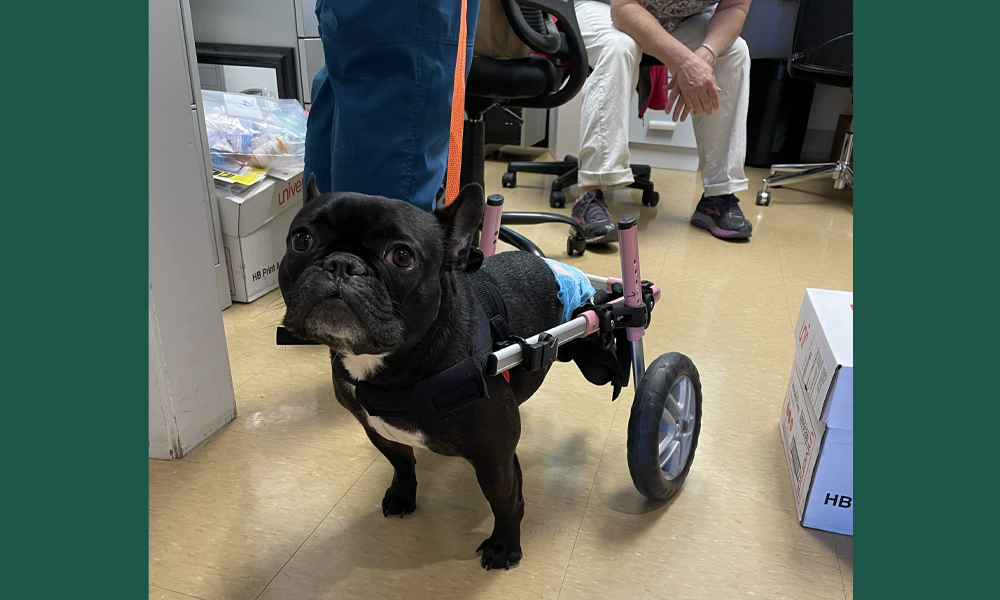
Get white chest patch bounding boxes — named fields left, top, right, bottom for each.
left=340, top=352, right=388, bottom=381
left=363, top=409, right=428, bottom=449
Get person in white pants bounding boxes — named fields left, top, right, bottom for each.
left=571, top=0, right=754, bottom=242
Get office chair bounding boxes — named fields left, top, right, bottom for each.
left=460, top=0, right=592, bottom=256
left=497, top=52, right=663, bottom=210
left=756, top=0, right=853, bottom=206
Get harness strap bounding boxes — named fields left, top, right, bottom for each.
left=338, top=266, right=514, bottom=420
left=469, top=271, right=510, bottom=344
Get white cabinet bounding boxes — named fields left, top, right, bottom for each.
left=149, top=0, right=237, bottom=459
left=298, top=37, right=325, bottom=106
left=549, top=89, right=701, bottom=173
left=296, top=0, right=320, bottom=38
left=190, top=0, right=323, bottom=108
left=626, top=94, right=700, bottom=172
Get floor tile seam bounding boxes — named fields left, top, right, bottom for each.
left=837, top=556, right=852, bottom=599
left=149, top=583, right=211, bottom=600
left=648, top=229, right=675, bottom=279
left=252, top=454, right=380, bottom=600
left=563, top=523, right=842, bottom=567
left=572, top=520, right=842, bottom=561
left=773, top=235, right=797, bottom=333
left=231, top=357, right=289, bottom=393
left=378, top=459, right=598, bottom=506
left=226, top=428, right=378, bottom=461
left=555, top=398, right=623, bottom=600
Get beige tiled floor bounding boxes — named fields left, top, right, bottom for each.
left=149, top=157, right=852, bottom=600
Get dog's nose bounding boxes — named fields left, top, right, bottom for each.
left=322, top=253, right=366, bottom=278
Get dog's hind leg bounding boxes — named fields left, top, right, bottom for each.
left=473, top=452, right=525, bottom=570
left=363, top=428, right=418, bottom=517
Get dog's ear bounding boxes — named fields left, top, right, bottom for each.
left=434, top=183, right=485, bottom=268
left=305, top=173, right=321, bottom=204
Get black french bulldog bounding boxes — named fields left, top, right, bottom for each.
left=279, top=176, right=616, bottom=570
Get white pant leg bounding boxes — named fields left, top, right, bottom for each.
left=576, top=0, right=641, bottom=188
left=670, top=12, right=751, bottom=196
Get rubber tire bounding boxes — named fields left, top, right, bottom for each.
left=626, top=352, right=703, bottom=501
left=550, top=189, right=566, bottom=208
left=502, top=171, right=517, bottom=188
left=642, top=190, right=660, bottom=207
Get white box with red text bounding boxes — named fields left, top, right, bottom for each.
left=217, top=169, right=303, bottom=303
left=779, top=288, right=853, bottom=535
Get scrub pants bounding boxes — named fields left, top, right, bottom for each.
left=305, top=0, right=480, bottom=212
left=576, top=1, right=750, bottom=196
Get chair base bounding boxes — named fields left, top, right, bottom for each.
left=757, top=131, right=853, bottom=206
left=503, top=156, right=659, bottom=208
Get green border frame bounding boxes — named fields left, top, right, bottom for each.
left=860, top=2, right=995, bottom=598
left=7, top=2, right=148, bottom=597
left=7, top=1, right=994, bottom=598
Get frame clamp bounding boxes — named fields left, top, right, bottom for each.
left=506, top=332, right=559, bottom=373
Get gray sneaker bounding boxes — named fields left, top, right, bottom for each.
left=690, top=194, right=753, bottom=240
left=571, top=190, right=618, bottom=244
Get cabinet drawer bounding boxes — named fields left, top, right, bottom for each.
left=627, top=95, right=697, bottom=149
left=296, top=0, right=320, bottom=37
left=298, top=38, right=325, bottom=102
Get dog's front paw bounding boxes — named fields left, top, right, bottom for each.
left=381, top=485, right=416, bottom=517
left=476, top=537, right=522, bottom=570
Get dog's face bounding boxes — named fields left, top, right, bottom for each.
left=279, top=176, right=484, bottom=355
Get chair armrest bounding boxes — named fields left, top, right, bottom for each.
left=502, top=0, right=588, bottom=109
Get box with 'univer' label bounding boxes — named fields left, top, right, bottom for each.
left=779, top=288, right=853, bottom=535
left=217, top=169, right=303, bottom=303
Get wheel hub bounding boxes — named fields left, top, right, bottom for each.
left=657, top=375, right=696, bottom=481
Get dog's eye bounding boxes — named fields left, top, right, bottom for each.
left=291, top=231, right=313, bottom=252
left=386, top=245, right=415, bottom=269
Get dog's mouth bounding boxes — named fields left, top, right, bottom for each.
left=295, top=296, right=362, bottom=342
left=286, top=292, right=403, bottom=354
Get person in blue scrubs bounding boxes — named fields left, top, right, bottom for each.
left=305, top=0, right=481, bottom=212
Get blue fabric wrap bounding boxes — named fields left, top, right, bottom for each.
left=543, top=259, right=597, bottom=323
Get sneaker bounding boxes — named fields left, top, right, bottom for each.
left=690, top=194, right=753, bottom=240
left=571, top=190, right=618, bottom=244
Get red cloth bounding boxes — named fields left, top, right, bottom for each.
left=638, top=65, right=669, bottom=118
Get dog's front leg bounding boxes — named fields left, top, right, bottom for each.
left=362, top=427, right=418, bottom=517
left=473, top=453, right=525, bottom=570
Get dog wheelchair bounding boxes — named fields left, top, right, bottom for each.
left=481, top=194, right=702, bottom=501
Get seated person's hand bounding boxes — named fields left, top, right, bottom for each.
left=665, top=48, right=721, bottom=122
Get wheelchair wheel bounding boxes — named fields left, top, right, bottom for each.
left=626, top=352, right=702, bottom=501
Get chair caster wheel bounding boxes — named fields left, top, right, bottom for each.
left=756, top=190, right=771, bottom=206
left=566, top=236, right=587, bottom=256
left=550, top=189, right=566, bottom=208
left=642, top=190, right=659, bottom=207
left=564, top=155, right=578, bottom=163
left=502, top=172, right=517, bottom=188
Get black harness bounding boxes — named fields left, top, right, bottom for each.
left=329, top=249, right=512, bottom=420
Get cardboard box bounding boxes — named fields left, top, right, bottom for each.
left=780, top=288, right=853, bottom=535
left=218, top=169, right=303, bottom=303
